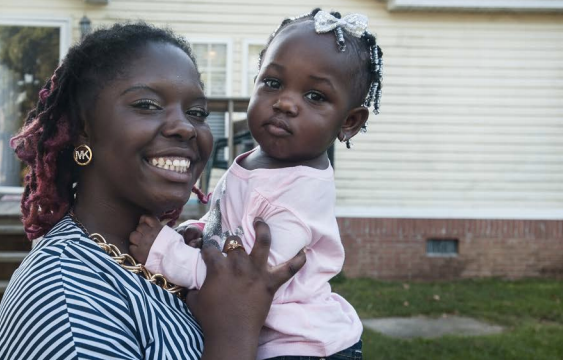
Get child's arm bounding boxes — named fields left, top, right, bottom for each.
left=129, top=216, right=207, bottom=289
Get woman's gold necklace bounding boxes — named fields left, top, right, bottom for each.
left=68, top=210, right=185, bottom=299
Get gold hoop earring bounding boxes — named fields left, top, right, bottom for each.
left=74, top=144, right=93, bottom=166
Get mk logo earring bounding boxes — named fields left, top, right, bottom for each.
left=74, top=144, right=93, bottom=166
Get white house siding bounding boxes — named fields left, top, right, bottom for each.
left=1, top=0, right=562, bottom=219
left=334, top=5, right=563, bottom=220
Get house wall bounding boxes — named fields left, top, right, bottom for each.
left=2, top=0, right=562, bottom=214
left=339, top=217, right=563, bottom=279
left=1, top=0, right=562, bottom=279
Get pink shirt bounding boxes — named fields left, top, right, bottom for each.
left=146, top=149, right=362, bottom=359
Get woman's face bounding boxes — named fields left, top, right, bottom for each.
left=83, top=42, right=213, bottom=215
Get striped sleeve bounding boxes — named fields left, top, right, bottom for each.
left=0, top=217, right=204, bottom=360
left=0, top=234, right=142, bottom=359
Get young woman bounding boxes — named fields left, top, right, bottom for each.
left=0, top=22, right=305, bottom=360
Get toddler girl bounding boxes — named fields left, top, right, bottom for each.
left=130, top=8, right=382, bottom=360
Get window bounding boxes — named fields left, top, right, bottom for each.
left=190, top=40, right=231, bottom=97
left=242, top=41, right=265, bottom=96
left=0, top=17, right=70, bottom=186
left=189, top=40, right=232, bottom=169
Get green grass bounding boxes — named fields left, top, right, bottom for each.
left=331, top=276, right=563, bottom=360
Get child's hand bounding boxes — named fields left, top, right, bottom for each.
left=129, top=215, right=164, bottom=264
left=182, top=225, right=203, bottom=248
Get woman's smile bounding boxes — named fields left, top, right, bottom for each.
left=145, top=156, right=193, bottom=183
left=148, top=156, right=191, bottom=173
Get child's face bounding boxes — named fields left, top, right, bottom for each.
left=247, top=21, right=357, bottom=163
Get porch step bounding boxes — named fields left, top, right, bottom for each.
left=0, top=225, right=25, bottom=235
left=0, top=280, right=8, bottom=294
left=0, top=253, right=27, bottom=296
left=0, top=223, right=30, bottom=294
left=0, top=251, right=28, bottom=262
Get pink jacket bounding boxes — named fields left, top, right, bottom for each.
left=146, top=149, right=362, bottom=359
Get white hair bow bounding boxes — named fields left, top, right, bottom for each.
left=313, top=11, right=368, bottom=38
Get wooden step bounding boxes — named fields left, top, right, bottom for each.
left=0, top=253, right=26, bottom=284
left=0, top=251, right=28, bottom=262
left=0, top=225, right=25, bottom=235
left=0, top=280, right=8, bottom=294
left=0, top=222, right=30, bottom=252
left=0, top=227, right=29, bottom=283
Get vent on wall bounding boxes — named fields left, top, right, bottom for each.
left=426, top=238, right=459, bottom=257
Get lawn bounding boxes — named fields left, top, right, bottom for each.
left=330, top=276, right=563, bottom=360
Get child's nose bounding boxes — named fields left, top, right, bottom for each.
left=272, top=96, right=298, bottom=116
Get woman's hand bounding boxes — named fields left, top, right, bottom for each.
left=186, top=217, right=306, bottom=360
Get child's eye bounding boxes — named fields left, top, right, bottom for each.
left=264, top=78, right=281, bottom=89
left=305, top=92, right=326, bottom=102
left=132, top=99, right=161, bottom=110
left=186, top=108, right=210, bottom=120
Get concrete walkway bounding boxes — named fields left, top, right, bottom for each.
left=363, top=316, right=504, bottom=339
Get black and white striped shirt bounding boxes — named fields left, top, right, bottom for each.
left=0, top=216, right=204, bottom=359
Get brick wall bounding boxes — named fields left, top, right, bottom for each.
left=338, top=218, right=563, bottom=280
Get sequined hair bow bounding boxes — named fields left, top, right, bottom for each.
left=314, top=11, right=368, bottom=39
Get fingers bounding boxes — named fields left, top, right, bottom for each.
left=200, top=240, right=226, bottom=269
left=129, top=230, right=143, bottom=245
left=269, top=249, right=306, bottom=290
left=249, top=217, right=271, bottom=265
left=139, top=214, right=160, bottom=228
left=222, top=236, right=245, bottom=255
left=182, top=226, right=203, bottom=246
left=128, top=233, right=147, bottom=264
left=187, top=238, right=203, bottom=248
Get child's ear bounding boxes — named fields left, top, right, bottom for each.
left=338, top=106, right=370, bottom=142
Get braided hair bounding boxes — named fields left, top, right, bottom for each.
left=258, top=8, right=383, bottom=146
left=10, top=22, right=206, bottom=240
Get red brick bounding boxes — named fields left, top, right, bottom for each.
left=338, top=218, right=563, bottom=280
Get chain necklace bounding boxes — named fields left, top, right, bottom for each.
left=68, top=209, right=185, bottom=299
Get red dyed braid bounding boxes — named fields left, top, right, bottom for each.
left=10, top=67, right=76, bottom=240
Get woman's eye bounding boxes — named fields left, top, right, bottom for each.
left=264, top=78, right=281, bottom=89
left=132, top=99, right=161, bottom=110
left=305, top=92, right=326, bottom=102
left=186, top=108, right=210, bottom=119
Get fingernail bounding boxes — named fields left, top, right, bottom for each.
left=253, top=217, right=265, bottom=226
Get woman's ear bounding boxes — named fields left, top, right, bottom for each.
left=73, top=106, right=92, bottom=148
left=73, top=133, right=89, bottom=148
left=73, top=124, right=90, bottom=148
left=338, top=106, right=370, bottom=142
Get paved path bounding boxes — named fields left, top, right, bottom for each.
left=363, top=316, right=504, bottom=339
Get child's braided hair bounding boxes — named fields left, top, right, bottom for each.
left=258, top=8, right=383, bottom=142
left=10, top=22, right=206, bottom=240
